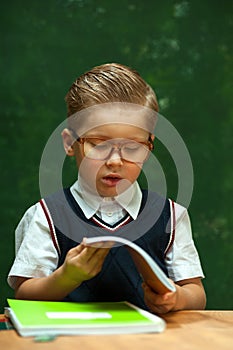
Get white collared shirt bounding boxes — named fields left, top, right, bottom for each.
left=8, top=180, right=204, bottom=289
left=70, top=178, right=142, bottom=224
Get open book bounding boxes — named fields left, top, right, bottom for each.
left=84, top=236, right=176, bottom=295
left=6, top=299, right=166, bottom=337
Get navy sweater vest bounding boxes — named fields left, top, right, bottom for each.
left=42, top=188, right=173, bottom=310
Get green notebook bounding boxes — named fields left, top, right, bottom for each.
left=6, top=299, right=165, bottom=337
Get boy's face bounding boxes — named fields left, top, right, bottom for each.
left=62, top=111, right=154, bottom=198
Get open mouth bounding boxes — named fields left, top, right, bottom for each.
left=102, top=175, right=122, bottom=186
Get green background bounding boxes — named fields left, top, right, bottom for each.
left=0, top=0, right=232, bottom=312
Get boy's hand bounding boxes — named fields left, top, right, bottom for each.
left=142, top=280, right=178, bottom=314
left=142, top=277, right=206, bottom=314
left=14, top=239, right=112, bottom=301
left=61, top=239, right=111, bottom=287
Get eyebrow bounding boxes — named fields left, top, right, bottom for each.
left=69, top=128, right=151, bottom=143
left=83, top=132, right=150, bottom=140
left=84, top=136, right=150, bottom=144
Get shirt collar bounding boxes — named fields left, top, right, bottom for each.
left=70, top=178, right=142, bottom=220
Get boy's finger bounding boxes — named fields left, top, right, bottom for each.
left=78, top=245, right=110, bottom=263
left=82, top=237, right=114, bottom=249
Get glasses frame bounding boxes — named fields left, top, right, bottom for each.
left=72, top=132, right=154, bottom=163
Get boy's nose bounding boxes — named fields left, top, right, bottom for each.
left=105, top=149, right=123, bottom=166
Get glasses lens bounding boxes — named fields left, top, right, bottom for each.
left=122, top=142, right=149, bottom=162
left=84, top=139, right=111, bottom=159
left=83, top=138, right=150, bottom=162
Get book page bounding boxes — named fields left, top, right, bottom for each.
left=84, top=236, right=176, bottom=294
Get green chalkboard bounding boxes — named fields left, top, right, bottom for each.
left=0, top=0, right=232, bottom=312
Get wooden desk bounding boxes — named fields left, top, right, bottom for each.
left=0, top=310, right=232, bottom=350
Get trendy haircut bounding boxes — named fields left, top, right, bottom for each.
left=65, top=63, right=159, bottom=116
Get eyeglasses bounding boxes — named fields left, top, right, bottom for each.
left=75, top=136, right=154, bottom=163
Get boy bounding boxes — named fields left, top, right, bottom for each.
left=8, top=63, right=206, bottom=314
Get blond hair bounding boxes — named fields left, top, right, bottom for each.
left=65, top=63, right=159, bottom=116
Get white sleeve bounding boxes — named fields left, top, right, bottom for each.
left=165, top=202, right=205, bottom=282
left=7, top=202, right=59, bottom=289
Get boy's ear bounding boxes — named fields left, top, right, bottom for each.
left=61, top=128, right=75, bottom=156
